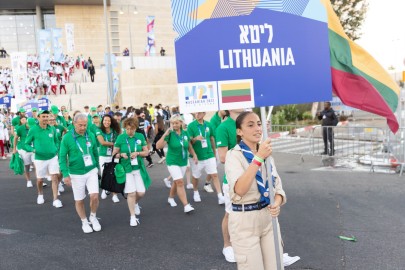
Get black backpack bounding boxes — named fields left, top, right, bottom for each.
left=100, top=155, right=126, bottom=199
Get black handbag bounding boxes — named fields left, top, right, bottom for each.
left=100, top=154, right=126, bottom=199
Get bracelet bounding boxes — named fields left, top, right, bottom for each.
left=254, top=155, right=264, bottom=163
left=252, top=159, right=262, bottom=167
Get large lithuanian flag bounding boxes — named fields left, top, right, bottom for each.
left=322, top=0, right=400, bottom=133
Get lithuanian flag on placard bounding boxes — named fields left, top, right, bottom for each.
left=322, top=0, right=400, bottom=133
left=221, top=82, right=252, bottom=103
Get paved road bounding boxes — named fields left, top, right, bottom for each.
left=1, top=153, right=405, bottom=270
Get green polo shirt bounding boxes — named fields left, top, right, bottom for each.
left=55, top=115, right=67, bottom=128
left=53, top=124, right=65, bottom=143
left=165, top=130, right=190, bottom=167
left=187, top=120, right=215, bottom=161
left=114, top=132, right=146, bottom=173
left=25, top=125, right=58, bottom=160
left=216, top=117, right=237, bottom=184
left=210, top=112, right=222, bottom=140
left=96, top=128, right=117, bottom=157
left=28, top=117, right=39, bottom=126
left=59, top=130, right=99, bottom=177
left=16, top=124, right=30, bottom=151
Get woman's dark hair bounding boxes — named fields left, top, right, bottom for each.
left=101, top=114, right=121, bottom=135
left=235, top=111, right=256, bottom=143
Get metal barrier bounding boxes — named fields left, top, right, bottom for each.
left=270, top=124, right=403, bottom=173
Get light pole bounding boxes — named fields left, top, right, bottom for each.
left=103, top=0, right=114, bottom=105
left=120, top=5, right=137, bottom=69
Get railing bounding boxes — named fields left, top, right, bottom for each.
left=270, top=124, right=404, bottom=175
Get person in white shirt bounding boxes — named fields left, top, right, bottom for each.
left=59, top=76, right=66, bottom=94
left=50, top=75, right=58, bottom=95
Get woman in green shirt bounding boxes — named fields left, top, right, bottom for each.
left=157, top=114, right=198, bottom=213
left=97, top=114, right=121, bottom=202
left=113, top=117, right=150, bottom=227
left=63, top=110, right=73, bottom=127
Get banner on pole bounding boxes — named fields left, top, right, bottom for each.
left=10, top=52, right=28, bottom=101
left=65, top=24, right=75, bottom=52
left=145, top=16, right=156, bottom=56
left=52, top=28, right=64, bottom=63
left=37, top=29, right=52, bottom=71
left=171, top=0, right=332, bottom=113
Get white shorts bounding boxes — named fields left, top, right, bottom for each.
left=70, top=168, right=99, bottom=201
left=125, top=170, right=145, bottom=194
left=99, top=156, right=113, bottom=176
left=223, top=183, right=232, bottom=213
left=34, top=156, right=60, bottom=178
left=190, top=157, right=217, bottom=179
left=17, top=149, right=34, bottom=166
left=167, top=165, right=187, bottom=180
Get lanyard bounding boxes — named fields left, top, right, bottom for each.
left=105, top=131, right=114, bottom=142
left=173, top=131, right=186, bottom=159
left=126, top=136, right=136, bottom=155
left=72, top=130, right=89, bottom=155
left=197, top=121, right=206, bottom=137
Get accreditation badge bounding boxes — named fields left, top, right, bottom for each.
left=201, top=139, right=208, bottom=148
left=106, top=147, right=112, bottom=156
left=131, top=158, right=138, bottom=166
left=83, top=154, right=93, bottom=167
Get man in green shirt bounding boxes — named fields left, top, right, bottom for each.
left=12, top=116, right=35, bottom=188
left=59, top=113, right=101, bottom=234
left=215, top=109, right=243, bottom=263
left=25, top=110, right=63, bottom=208
left=29, top=107, right=39, bottom=125
left=87, top=107, right=98, bottom=123
left=188, top=112, right=224, bottom=205
left=51, top=105, right=67, bottom=128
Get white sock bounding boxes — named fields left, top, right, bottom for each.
left=81, top=218, right=88, bottom=223
left=194, top=191, right=199, bottom=194
left=90, top=212, right=96, bottom=218
left=217, top=193, right=223, bottom=198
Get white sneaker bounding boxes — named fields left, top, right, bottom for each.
left=283, top=253, right=301, bottom=267
left=37, top=195, right=45, bottom=205
left=158, top=157, right=166, bottom=164
left=82, top=221, right=93, bottom=234
left=163, top=178, right=171, bottom=188
left=101, top=190, right=107, bottom=199
left=42, top=182, right=47, bottom=187
left=52, top=199, right=63, bottom=208
left=27, top=181, right=33, bottom=188
left=222, top=246, right=236, bottom=263
left=46, top=176, right=51, bottom=181
left=218, top=194, right=225, bottom=205
left=2, top=156, right=6, bottom=160
left=184, top=204, right=194, bottom=213
left=135, top=203, right=141, bottom=215
left=168, top=198, right=177, bottom=207
left=130, top=216, right=140, bottom=227
left=193, top=192, right=201, bottom=203
left=29, top=165, right=33, bottom=172
left=58, top=183, right=64, bottom=193
left=112, top=195, right=120, bottom=203
left=204, top=184, right=214, bottom=193
left=89, top=215, right=101, bottom=232
left=186, top=183, right=194, bottom=190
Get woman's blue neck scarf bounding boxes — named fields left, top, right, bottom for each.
left=239, top=140, right=275, bottom=205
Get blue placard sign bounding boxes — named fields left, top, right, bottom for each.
left=172, top=0, right=332, bottom=113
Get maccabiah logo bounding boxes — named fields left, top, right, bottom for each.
left=183, top=83, right=216, bottom=105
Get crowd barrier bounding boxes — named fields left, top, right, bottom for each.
left=270, top=124, right=405, bottom=175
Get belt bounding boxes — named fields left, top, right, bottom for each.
left=232, top=201, right=269, bottom=212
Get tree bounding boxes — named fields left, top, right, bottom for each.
left=331, top=0, right=368, bottom=41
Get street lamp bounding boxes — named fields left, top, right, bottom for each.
left=120, top=5, right=137, bottom=69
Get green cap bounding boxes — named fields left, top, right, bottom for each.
left=19, top=108, right=26, bottom=113
left=31, top=108, right=38, bottom=112
left=27, top=118, right=36, bottom=127
left=12, top=117, right=20, bottom=127
left=90, top=107, right=97, bottom=111
left=38, top=109, right=50, bottom=116
left=92, top=114, right=100, bottom=118
left=51, top=105, right=59, bottom=114
left=114, top=164, right=126, bottom=184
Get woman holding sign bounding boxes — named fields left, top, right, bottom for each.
left=156, top=114, right=197, bottom=213
left=113, top=117, right=151, bottom=227
left=225, top=111, right=286, bottom=269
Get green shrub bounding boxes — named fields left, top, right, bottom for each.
left=302, top=111, right=313, bottom=120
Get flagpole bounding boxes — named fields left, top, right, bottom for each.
left=260, top=106, right=282, bottom=270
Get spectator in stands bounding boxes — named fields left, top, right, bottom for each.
left=160, top=47, right=166, bottom=56
left=0, top=48, right=8, bottom=58
left=123, top=48, right=129, bottom=56
left=88, top=63, right=95, bottom=82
